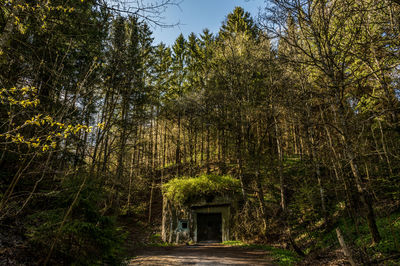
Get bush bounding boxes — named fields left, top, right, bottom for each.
left=25, top=175, right=126, bottom=265
left=163, top=174, right=240, bottom=205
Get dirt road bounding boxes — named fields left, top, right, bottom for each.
left=129, top=243, right=275, bottom=265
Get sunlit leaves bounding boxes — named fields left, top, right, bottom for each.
left=0, top=86, right=95, bottom=151
left=163, top=174, right=240, bottom=205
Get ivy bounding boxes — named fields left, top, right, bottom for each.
left=163, top=174, right=240, bottom=205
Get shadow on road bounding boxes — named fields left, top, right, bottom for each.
left=129, top=244, right=276, bottom=265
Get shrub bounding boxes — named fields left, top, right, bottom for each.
left=163, top=174, right=240, bottom=205
left=25, top=175, right=126, bottom=265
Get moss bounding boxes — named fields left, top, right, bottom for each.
left=222, top=240, right=243, bottom=246
left=163, top=174, right=240, bottom=205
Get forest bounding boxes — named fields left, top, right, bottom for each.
left=1, top=0, right=400, bottom=265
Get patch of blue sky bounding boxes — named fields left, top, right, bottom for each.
left=148, top=0, right=263, bottom=45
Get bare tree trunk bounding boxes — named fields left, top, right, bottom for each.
left=126, top=152, right=135, bottom=209
left=221, top=128, right=227, bottom=174
left=293, top=124, right=298, bottom=154
left=161, top=196, right=168, bottom=242
left=336, top=228, right=357, bottom=266
left=378, top=120, right=393, bottom=175
left=255, top=159, right=268, bottom=233
left=183, top=126, right=187, bottom=164
left=136, top=125, right=142, bottom=175
left=371, top=126, right=384, bottom=161
left=206, top=125, right=210, bottom=174
left=217, top=129, right=221, bottom=162
left=148, top=116, right=155, bottom=223
left=194, top=130, right=197, bottom=166
left=189, top=125, right=194, bottom=175
left=309, top=127, right=327, bottom=218
left=336, top=102, right=381, bottom=243
left=176, top=114, right=181, bottom=176
left=237, top=122, right=247, bottom=200
left=201, top=123, right=204, bottom=163
left=364, top=162, right=379, bottom=201
left=274, top=117, right=287, bottom=211
left=154, top=109, right=159, bottom=171
left=163, top=123, right=167, bottom=175
left=168, top=203, right=177, bottom=243
left=148, top=182, right=154, bottom=224
left=161, top=121, right=168, bottom=241
left=323, top=109, right=359, bottom=228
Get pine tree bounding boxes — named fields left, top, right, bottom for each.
left=219, top=6, right=258, bottom=40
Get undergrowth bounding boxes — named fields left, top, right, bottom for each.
left=222, top=240, right=300, bottom=265
left=163, top=174, right=240, bottom=205
left=302, top=212, right=400, bottom=264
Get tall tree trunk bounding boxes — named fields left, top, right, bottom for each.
left=126, top=152, right=135, bottom=209
left=176, top=114, right=181, bottom=176
left=378, top=120, right=393, bottom=175
left=201, top=123, right=204, bottom=163
left=255, top=156, right=268, bottom=233
left=161, top=196, right=168, bottom=241
left=236, top=122, right=246, bottom=200
left=148, top=115, right=155, bottom=224
left=194, top=130, right=197, bottom=166
left=336, top=101, right=381, bottom=243
left=206, top=125, right=210, bottom=174
left=274, top=116, right=287, bottom=212
left=308, top=127, right=327, bottom=218
left=161, top=122, right=168, bottom=240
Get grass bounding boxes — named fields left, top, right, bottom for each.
left=353, top=212, right=400, bottom=262
left=146, top=242, right=176, bottom=247
left=308, top=212, right=400, bottom=264
left=223, top=211, right=400, bottom=265
left=146, top=233, right=176, bottom=247
left=222, top=241, right=301, bottom=265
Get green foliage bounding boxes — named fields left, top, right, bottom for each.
left=25, top=175, right=126, bottom=265
left=353, top=212, right=400, bottom=260
left=222, top=241, right=301, bottom=265
left=219, top=6, right=258, bottom=39
left=163, top=174, right=240, bottom=205
left=311, top=212, right=400, bottom=263
left=222, top=240, right=244, bottom=246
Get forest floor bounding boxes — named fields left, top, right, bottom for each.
left=129, top=243, right=275, bottom=265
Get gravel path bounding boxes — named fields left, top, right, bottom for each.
left=129, top=243, right=276, bottom=265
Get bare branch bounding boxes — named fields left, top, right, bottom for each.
left=97, top=0, right=182, bottom=27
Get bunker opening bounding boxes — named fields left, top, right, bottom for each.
left=197, top=213, right=222, bottom=242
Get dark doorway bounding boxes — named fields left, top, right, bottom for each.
left=197, top=213, right=222, bottom=242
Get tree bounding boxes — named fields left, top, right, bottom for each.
left=219, top=6, right=259, bottom=39
left=261, top=0, right=400, bottom=244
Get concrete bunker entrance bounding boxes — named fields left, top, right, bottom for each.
left=190, top=204, right=231, bottom=243
left=197, top=213, right=222, bottom=242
